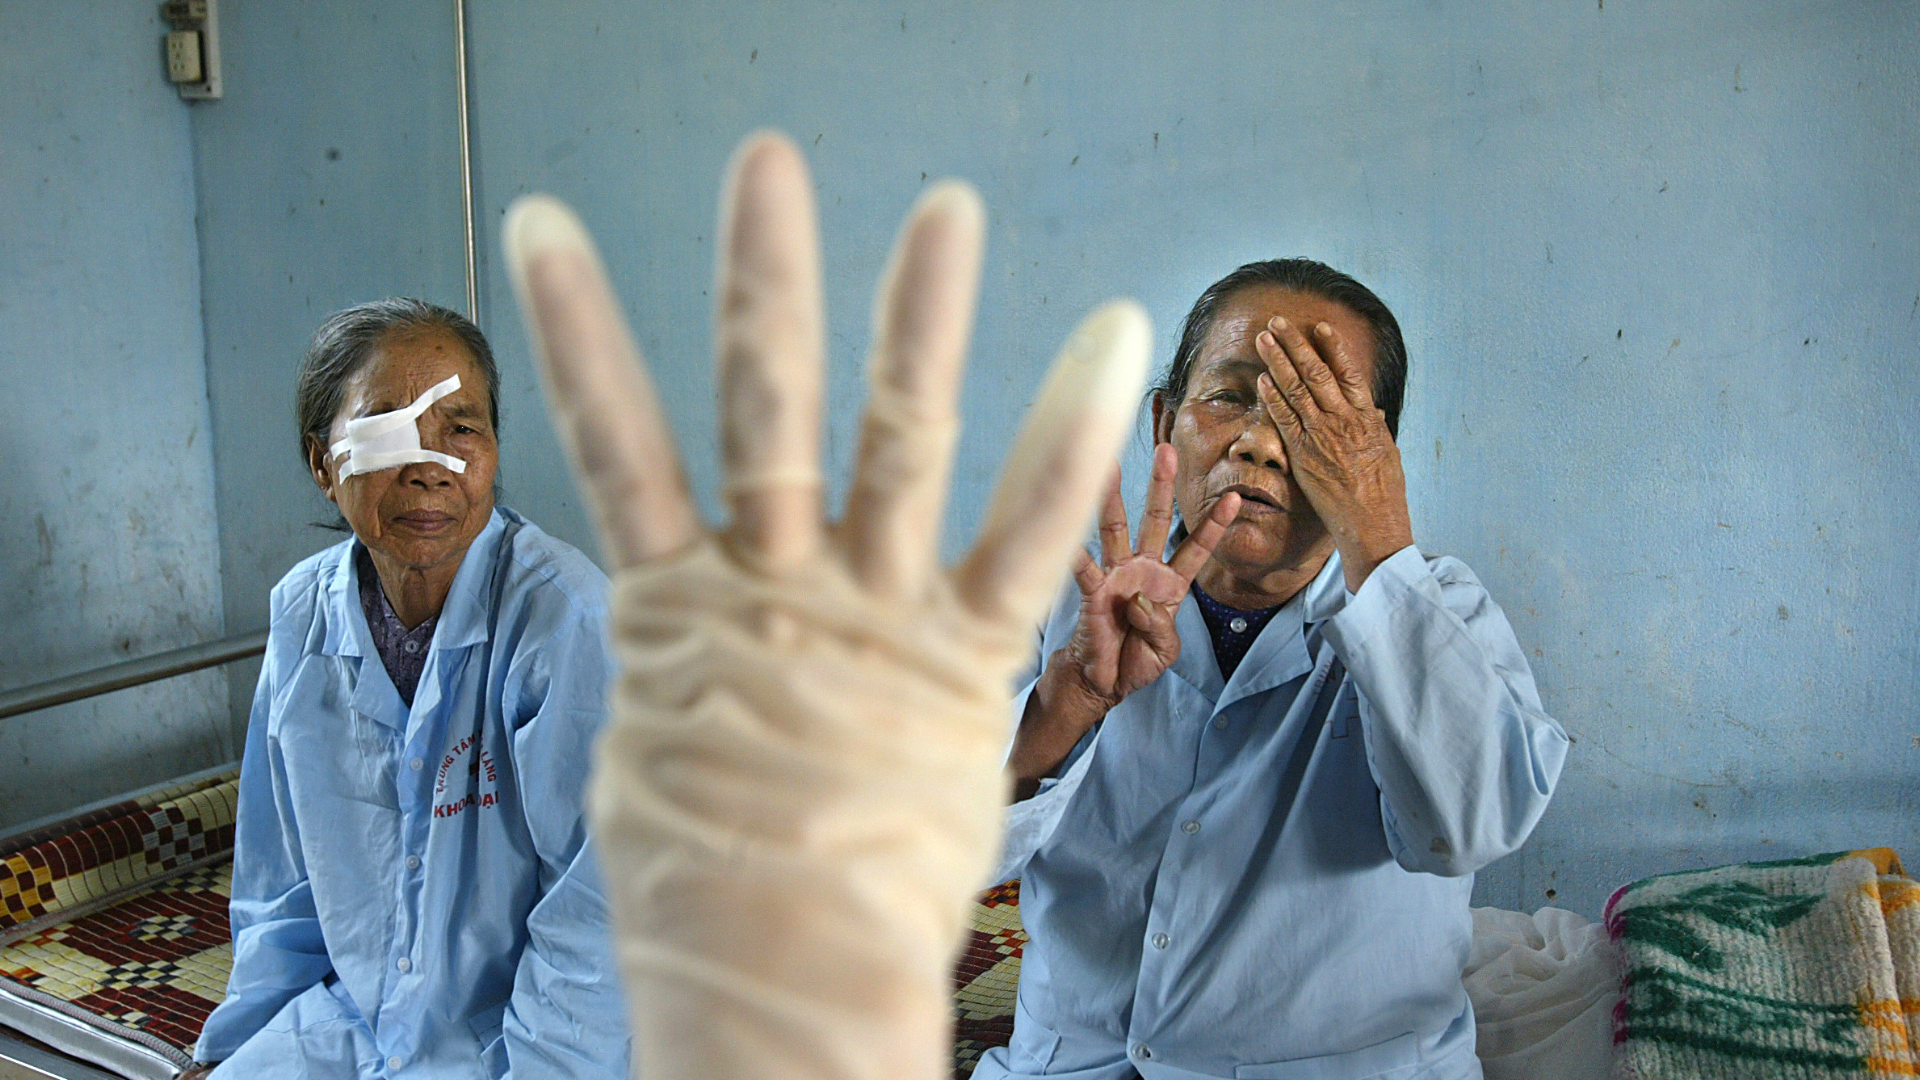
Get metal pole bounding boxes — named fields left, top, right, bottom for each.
left=0, top=631, right=269, bottom=721
left=456, top=0, right=478, bottom=321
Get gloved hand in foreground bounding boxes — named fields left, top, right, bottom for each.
left=504, top=131, right=1151, bottom=1080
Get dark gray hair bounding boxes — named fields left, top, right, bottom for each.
left=1154, top=258, right=1408, bottom=437
left=295, top=297, right=500, bottom=461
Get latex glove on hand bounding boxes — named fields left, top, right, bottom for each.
left=504, top=132, right=1151, bottom=1080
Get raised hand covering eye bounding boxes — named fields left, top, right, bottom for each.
left=505, top=131, right=1150, bottom=1080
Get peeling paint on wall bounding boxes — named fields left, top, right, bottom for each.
left=177, top=1, right=1919, bottom=915
left=0, top=0, right=230, bottom=828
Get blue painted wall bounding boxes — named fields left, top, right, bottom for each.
left=0, top=0, right=230, bottom=828
left=188, top=0, right=469, bottom=724
left=157, top=1, right=1920, bottom=915
left=458, top=1, right=1920, bottom=917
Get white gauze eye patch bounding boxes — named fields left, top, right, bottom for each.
left=329, top=374, right=470, bottom=480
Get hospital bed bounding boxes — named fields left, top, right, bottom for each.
left=3, top=637, right=1909, bottom=1080
left=0, top=767, right=238, bottom=1080
left=0, top=636, right=259, bottom=1080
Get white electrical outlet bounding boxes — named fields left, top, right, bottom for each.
left=164, top=30, right=202, bottom=83
left=159, top=0, right=221, bottom=100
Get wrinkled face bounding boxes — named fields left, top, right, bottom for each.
left=309, top=327, right=498, bottom=575
left=1155, top=286, right=1377, bottom=575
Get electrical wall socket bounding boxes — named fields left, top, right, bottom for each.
left=164, top=30, right=202, bottom=84
left=159, top=0, right=221, bottom=100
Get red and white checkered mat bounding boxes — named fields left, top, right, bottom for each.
left=953, top=879, right=1026, bottom=1078
left=1, top=862, right=231, bottom=1069
left=1, top=771, right=238, bottom=1075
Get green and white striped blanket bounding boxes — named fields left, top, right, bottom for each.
left=1606, top=848, right=1920, bottom=1078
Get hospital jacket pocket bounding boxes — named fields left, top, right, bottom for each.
left=1232, top=1032, right=1421, bottom=1079
left=1008, top=994, right=1061, bottom=1073
left=469, top=1008, right=507, bottom=1079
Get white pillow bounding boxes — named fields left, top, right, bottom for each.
left=1464, top=906, right=1620, bottom=1080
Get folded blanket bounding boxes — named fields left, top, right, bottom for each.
left=1606, top=848, right=1919, bottom=1079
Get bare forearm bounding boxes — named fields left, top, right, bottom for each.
left=1007, top=650, right=1113, bottom=800
left=1331, top=509, right=1414, bottom=593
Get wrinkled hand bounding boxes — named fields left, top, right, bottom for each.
left=1007, top=445, right=1237, bottom=793
left=1067, top=446, right=1239, bottom=705
left=1255, top=317, right=1414, bottom=591
left=504, top=133, right=1150, bottom=1080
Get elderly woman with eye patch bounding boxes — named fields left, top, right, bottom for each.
left=185, top=299, right=629, bottom=1079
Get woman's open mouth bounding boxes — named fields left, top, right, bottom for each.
left=1220, top=484, right=1282, bottom=512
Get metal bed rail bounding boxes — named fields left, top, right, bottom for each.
left=0, top=631, right=268, bottom=722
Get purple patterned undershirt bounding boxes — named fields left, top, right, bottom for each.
left=1190, top=582, right=1284, bottom=681
left=356, top=546, right=438, bottom=706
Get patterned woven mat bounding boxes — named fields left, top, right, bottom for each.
left=3, top=770, right=238, bottom=941
left=1, top=862, right=231, bottom=1066
left=954, top=879, right=1026, bottom=1079
left=0, top=771, right=239, bottom=1071
left=2, top=769, right=1026, bottom=1078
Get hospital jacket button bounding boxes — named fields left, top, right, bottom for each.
left=1133, top=1045, right=1152, bottom=1060
left=388, top=1056, right=403, bottom=1071
left=1151, top=932, right=1169, bottom=950
left=410, top=757, right=424, bottom=771
left=396, top=956, right=411, bottom=973
left=405, top=855, right=421, bottom=870
left=1182, top=820, right=1200, bottom=835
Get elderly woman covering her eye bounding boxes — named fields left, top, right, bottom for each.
left=184, top=300, right=629, bottom=1080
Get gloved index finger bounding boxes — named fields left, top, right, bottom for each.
left=957, top=302, right=1152, bottom=629
left=505, top=195, right=700, bottom=567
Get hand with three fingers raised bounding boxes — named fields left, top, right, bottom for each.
left=1006, top=443, right=1240, bottom=799
left=1253, top=316, right=1414, bottom=593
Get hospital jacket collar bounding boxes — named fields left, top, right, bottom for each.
left=1162, top=534, right=1348, bottom=713
left=322, top=510, right=508, bottom=733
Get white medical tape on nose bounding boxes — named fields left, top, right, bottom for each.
left=329, top=374, right=470, bottom=480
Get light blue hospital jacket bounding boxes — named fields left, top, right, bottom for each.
left=977, top=545, right=1568, bottom=1080
left=196, top=509, right=630, bottom=1078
